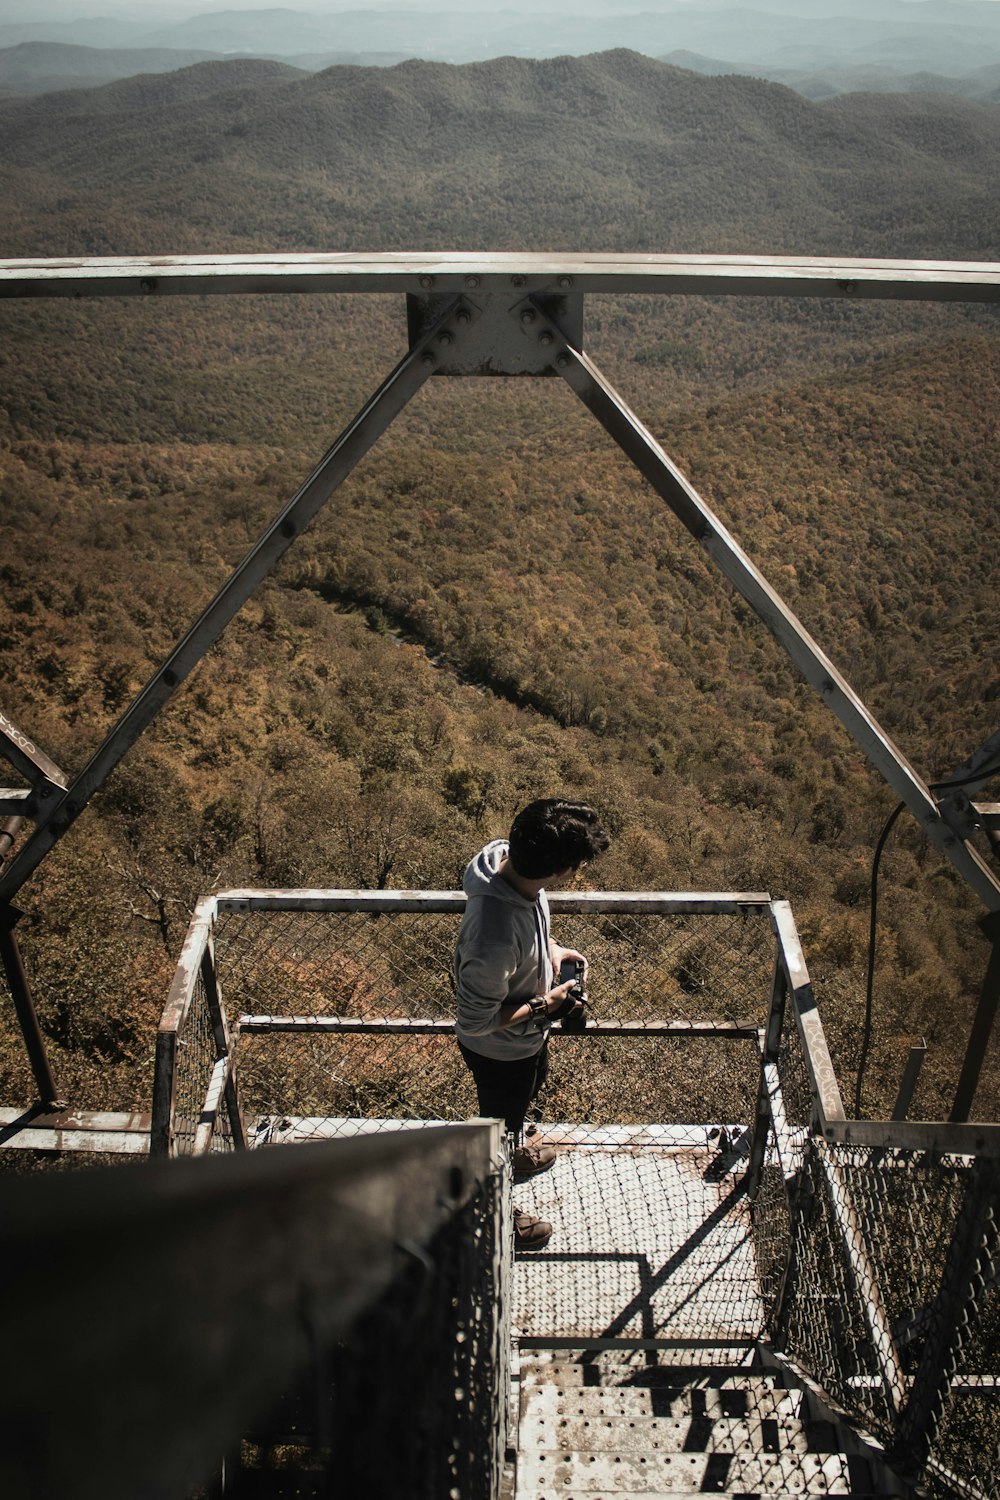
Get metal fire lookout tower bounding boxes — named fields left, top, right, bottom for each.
left=1, top=253, right=999, bottom=1500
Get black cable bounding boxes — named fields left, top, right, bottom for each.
left=928, top=763, right=1000, bottom=793
left=855, top=799, right=905, bottom=1120
left=853, top=760, right=998, bottom=1118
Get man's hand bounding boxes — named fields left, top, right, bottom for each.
left=550, top=943, right=588, bottom=983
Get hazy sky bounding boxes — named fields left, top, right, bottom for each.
left=2, top=0, right=998, bottom=26
left=2, top=0, right=594, bottom=18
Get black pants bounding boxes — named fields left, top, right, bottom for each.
left=458, top=1038, right=549, bottom=1141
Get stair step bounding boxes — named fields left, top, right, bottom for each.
left=520, top=1384, right=806, bottom=1421
left=518, top=1364, right=782, bottom=1390
left=518, top=1411, right=837, bottom=1456
left=517, top=1445, right=857, bottom=1493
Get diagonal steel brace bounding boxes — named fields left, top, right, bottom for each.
left=0, top=295, right=476, bottom=903
left=535, top=312, right=1000, bottom=915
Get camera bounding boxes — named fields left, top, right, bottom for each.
left=556, top=957, right=588, bottom=1032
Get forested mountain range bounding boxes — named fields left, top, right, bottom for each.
left=0, top=51, right=998, bottom=1127
left=2, top=49, right=1000, bottom=260
left=5, top=39, right=1000, bottom=104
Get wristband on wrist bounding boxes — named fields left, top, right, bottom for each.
left=526, top=995, right=548, bottom=1031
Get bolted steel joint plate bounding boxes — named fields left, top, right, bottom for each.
left=406, top=286, right=583, bottom=375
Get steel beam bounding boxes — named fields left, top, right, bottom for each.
left=950, top=924, right=1000, bottom=1122
left=0, top=295, right=473, bottom=902
left=0, top=906, right=58, bottom=1105
left=2, top=252, right=1000, bottom=303
left=0, top=708, right=66, bottom=792
left=548, top=329, right=1000, bottom=913
left=214, top=887, right=772, bottom=914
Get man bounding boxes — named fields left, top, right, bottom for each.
left=454, top=797, right=611, bottom=1249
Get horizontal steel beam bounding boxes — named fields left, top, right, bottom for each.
left=822, top=1117, right=1000, bottom=1158
left=0, top=1106, right=151, bottom=1153
left=2, top=252, right=1000, bottom=303
left=236, top=1014, right=761, bottom=1037
left=215, top=887, right=772, bottom=914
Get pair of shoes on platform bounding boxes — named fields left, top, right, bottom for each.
left=513, top=1132, right=556, bottom=1249
left=513, top=1139, right=556, bottom=1180
left=513, top=1206, right=552, bottom=1250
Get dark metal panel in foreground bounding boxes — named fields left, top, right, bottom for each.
left=0, top=1119, right=503, bottom=1500
left=2, top=252, right=1000, bottom=303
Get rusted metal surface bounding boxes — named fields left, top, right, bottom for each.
left=2, top=251, right=1000, bottom=302
left=0, top=1106, right=151, bottom=1153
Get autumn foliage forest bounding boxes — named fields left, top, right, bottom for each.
left=0, top=50, right=998, bottom=1128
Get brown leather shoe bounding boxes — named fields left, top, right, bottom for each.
left=513, top=1207, right=553, bottom=1250
left=513, top=1140, right=556, bottom=1180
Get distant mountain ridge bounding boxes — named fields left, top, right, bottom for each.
left=0, top=41, right=408, bottom=97
left=3, top=1, right=1000, bottom=74
left=1, top=49, right=997, bottom=263
left=663, top=48, right=1000, bottom=100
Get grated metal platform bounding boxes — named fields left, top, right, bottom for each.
left=512, top=1125, right=763, bottom=1352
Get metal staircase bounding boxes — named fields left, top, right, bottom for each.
left=513, top=1353, right=903, bottom=1498
left=506, top=1126, right=914, bottom=1499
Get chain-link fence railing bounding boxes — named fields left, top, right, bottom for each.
left=749, top=898, right=1000, bottom=1500
left=207, top=890, right=774, bottom=1145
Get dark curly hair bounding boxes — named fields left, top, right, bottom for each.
left=507, top=798, right=611, bottom=880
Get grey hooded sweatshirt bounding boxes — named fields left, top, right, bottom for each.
left=454, top=839, right=554, bottom=1061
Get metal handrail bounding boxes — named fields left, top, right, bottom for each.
left=155, top=887, right=779, bottom=1155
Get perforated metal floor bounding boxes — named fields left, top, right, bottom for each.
left=512, top=1125, right=763, bottom=1351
